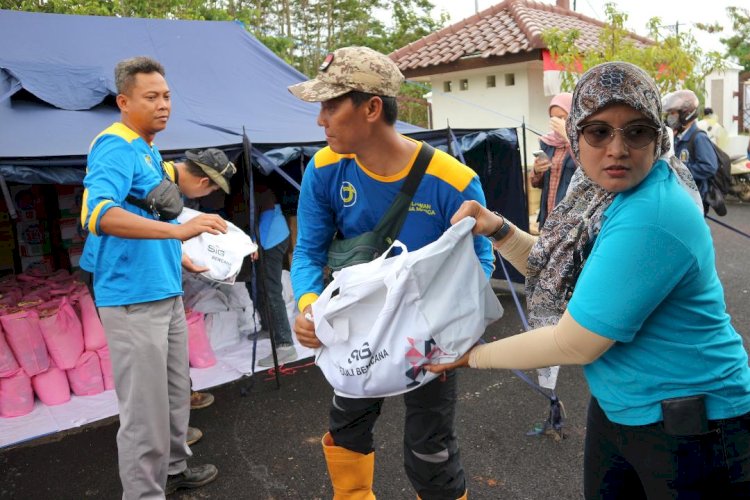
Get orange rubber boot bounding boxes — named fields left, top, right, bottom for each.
left=321, top=432, right=376, bottom=500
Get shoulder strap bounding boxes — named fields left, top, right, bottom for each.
left=125, top=161, right=174, bottom=212
left=372, top=142, right=435, bottom=241
left=398, top=142, right=434, bottom=198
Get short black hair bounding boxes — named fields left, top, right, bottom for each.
left=184, top=159, right=210, bottom=179
left=348, top=91, right=398, bottom=125
left=115, top=56, right=165, bottom=95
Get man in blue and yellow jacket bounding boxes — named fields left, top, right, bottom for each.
left=82, top=56, right=225, bottom=499
left=288, top=46, right=493, bottom=500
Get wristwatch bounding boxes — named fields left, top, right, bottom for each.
left=488, top=213, right=511, bottom=242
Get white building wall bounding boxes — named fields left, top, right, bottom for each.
left=704, top=63, right=746, bottom=156
left=423, top=61, right=556, bottom=166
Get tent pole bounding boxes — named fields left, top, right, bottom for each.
left=240, top=130, right=281, bottom=394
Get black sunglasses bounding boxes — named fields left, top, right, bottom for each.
left=578, top=123, right=659, bottom=149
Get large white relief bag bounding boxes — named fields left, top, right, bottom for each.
left=312, top=217, right=503, bottom=398
left=177, top=208, right=257, bottom=284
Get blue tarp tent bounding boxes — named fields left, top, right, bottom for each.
left=0, top=10, right=528, bottom=282
left=0, top=9, right=421, bottom=181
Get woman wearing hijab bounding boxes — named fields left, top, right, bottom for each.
left=531, top=92, right=576, bottom=228
left=430, top=62, right=750, bottom=498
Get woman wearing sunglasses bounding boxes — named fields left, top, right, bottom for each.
left=429, top=62, right=750, bottom=498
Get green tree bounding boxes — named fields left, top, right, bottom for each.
left=397, top=82, right=430, bottom=129
left=719, top=6, right=750, bottom=72
left=542, top=3, right=724, bottom=100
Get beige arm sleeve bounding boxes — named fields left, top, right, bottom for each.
left=469, top=311, right=615, bottom=369
left=493, top=221, right=537, bottom=275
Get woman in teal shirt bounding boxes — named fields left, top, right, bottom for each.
left=430, top=62, right=750, bottom=498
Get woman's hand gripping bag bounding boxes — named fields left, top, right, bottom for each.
left=177, top=207, right=257, bottom=284
left=312, top=217, right=503, bottom=398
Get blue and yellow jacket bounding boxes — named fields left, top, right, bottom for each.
left=291, top=136, right=494, bottom=312
left=81, top=122, right=182, bottom=307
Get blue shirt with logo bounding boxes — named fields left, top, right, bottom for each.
left=291, top=137, right=494, bottom=310
left=81, top=123, right=182, bottom=307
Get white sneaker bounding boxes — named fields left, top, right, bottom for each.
left=257, top=344, right=297, bottom=368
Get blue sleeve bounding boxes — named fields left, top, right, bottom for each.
left=689, top=133, right=719, bottom=181
left=82, top=136, right=134, bottom=236
left=461, top=176, right=495, bottom=279
left=568, top=223, right=695, bottom=341
left=290, top=159, right=338, bottom=303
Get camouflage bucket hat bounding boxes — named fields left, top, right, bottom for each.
left=288, top=46, right=404, bottom=102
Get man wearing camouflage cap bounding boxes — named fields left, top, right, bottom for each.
left=289, top=46, right=493, bottom=500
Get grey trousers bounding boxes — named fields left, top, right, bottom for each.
left=99, top=296, right=192, bottom=500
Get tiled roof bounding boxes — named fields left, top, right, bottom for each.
left=390, top=0, right=651, bottom=73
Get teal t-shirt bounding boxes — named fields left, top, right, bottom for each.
left=568, top=160, right=750, bottom=425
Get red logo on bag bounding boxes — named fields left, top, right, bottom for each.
left=404, top=338, right=445, bottom=388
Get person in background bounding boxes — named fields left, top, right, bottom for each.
left=697, top=107, right=729, bottom=150
left=663, top=89, right=718, bottom=214
left=429, top=62, right=750, bottom=498
left=82, top=56, right=225, bottom=498
left=169, top=148, right=238, bottom=420
left=288, top=46, right=493, bottom=500
left=531, top=92, right=576, bottom=228
left=253, top=184, right=297, bottom=367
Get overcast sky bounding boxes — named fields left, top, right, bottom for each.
left=428, top=0, right=738, bottom=54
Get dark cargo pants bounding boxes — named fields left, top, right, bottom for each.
left=329, top=370, right=465, bottom=500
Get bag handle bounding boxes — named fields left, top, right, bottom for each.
left=373, top=240, right=408, bottom=267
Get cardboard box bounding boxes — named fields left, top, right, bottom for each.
left=10, top=185, right=46, bottom=221
left=67, top=244, right=84, bottom=270
left=16, top=220, right=50, bottom=257
left=57, top=185, right=84, bottom=217
left=20, top=254, right=53, bottom=274
left=59, top=218, right=86, bottom=248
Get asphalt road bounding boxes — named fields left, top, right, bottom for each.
left=1, top=200, right=748, bottom=500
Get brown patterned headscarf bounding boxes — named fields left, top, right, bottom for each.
left=525, top=62, right=700, bottom=328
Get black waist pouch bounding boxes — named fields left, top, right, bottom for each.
left=127, top=177, right=184, bottom=221
left=661, top=395, right=709, bottom=435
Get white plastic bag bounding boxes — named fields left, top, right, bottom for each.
left=313, top=217, right=503, bottom=398
left=177, top=208, right=257, bottom=284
